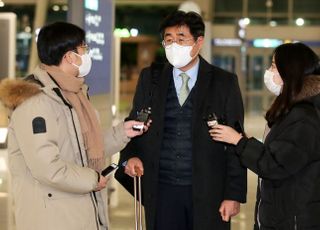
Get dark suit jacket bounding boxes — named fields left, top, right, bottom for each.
left=116, top=56, right=247, bottom=230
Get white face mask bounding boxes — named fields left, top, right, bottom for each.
left=72, top=52, right=92, bottom=77
left=264, top=69, right=283, bottom=96
left=165, top=43, right=195, bottom=69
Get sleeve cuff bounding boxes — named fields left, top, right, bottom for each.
left=235, top=137, right=249, bottom=156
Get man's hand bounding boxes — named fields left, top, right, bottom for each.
left=219, top=200, right=240, bottom=222
left=124, top=157, right=144, bottom=177
left=124, top=120, right=152, bottom=138
left=94, top=175, right=109, bottom=191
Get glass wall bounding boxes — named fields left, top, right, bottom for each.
left=213, top=0, right=320, bottom=26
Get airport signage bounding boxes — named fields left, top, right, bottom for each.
left=83, top=0, right=113, bottom=95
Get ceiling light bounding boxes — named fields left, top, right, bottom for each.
left=52, top=5, right=60, bottom=11
left=130, top=28, right=139, bottom=37
left=238, top=18, right=250, bottom=28
left=24, top=26, right=31, bottom=33
left=295, top=18, right=304, bottom=26
left=62, top=5, right=68, bottom=11
left=269, top=20, right=277, bottom=27
left=266, top=0, right=273, bottom=8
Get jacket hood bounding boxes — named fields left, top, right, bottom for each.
left=0, top=78, right=41, bottom=110
left=295, top=75, right=320, bottom=102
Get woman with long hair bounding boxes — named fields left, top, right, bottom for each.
left=210, top=42, right=320, bottom=229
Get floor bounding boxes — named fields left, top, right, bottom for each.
left=0, top=115, right=265, bottom=230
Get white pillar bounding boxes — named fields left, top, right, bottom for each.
left=28, top=0, right=49, bottom=74
left=109, top=35, right=121, bottom=208
left=0, top=13, right=16, bottom=79
left=113, top=35, right=121, bottom=119
left=200, top=21, right=212, bottom=63
left=198, top=0, right=214, bottom=64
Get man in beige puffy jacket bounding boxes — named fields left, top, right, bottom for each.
left=0, top=22, right=149, bottom=230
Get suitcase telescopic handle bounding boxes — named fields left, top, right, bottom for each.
left=122, top=162, right=143, bottom=230
left=134, top=175, right=143, bottom=230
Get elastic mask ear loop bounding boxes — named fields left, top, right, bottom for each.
left=71, top=52, right=81, bottom=68
left=191, top=39, right=200, bottom=59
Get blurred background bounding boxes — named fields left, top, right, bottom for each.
left=0, top=0, right=319, bottom=229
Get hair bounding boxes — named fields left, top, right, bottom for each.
left=159, top=10, right=205, bottom=40
left=37, top=22, right=85, bottom=65
left=266, top=42, right=320, bottom=126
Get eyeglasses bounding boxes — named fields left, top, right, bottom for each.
left=161, top=37, right=194, bottom=48
left=74, top=44, right=91, bottom=54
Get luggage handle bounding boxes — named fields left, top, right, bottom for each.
left=134, top=166, right=143, bottom=230
left=134, top=176, right=142, bottom=230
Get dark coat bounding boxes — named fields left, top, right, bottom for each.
left=236, top=75, right=320, bottom=230
left=116, top=56, right=247, bottom=230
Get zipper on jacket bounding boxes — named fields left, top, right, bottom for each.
left=257, top=177, right=262, bottom=229
left=69, top=108, right=85, bottom=166
left=52, top=87, right=100, bottom=229
left=294, top=216, right=297, bottom=230
left=69, top=107, right=100, bottom=230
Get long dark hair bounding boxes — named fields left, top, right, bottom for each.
left=266, top=42, right=320, bottom=126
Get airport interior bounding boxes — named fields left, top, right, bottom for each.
left=0, top=0, right=320, bottom=229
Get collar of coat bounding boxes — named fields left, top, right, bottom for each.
left=0, top=65, right=83, bottom=111
left=0, top=77, right=42, bottom=110
left=294, top=75, right=320, bottom=103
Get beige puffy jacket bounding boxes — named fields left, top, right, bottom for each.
left=0, top=66, right=130, bottom=230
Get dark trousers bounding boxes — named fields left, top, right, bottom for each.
left=155, top=183, right=193, bottom=230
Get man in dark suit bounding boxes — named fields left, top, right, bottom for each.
left=115, top=10, right=247, bottom=230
